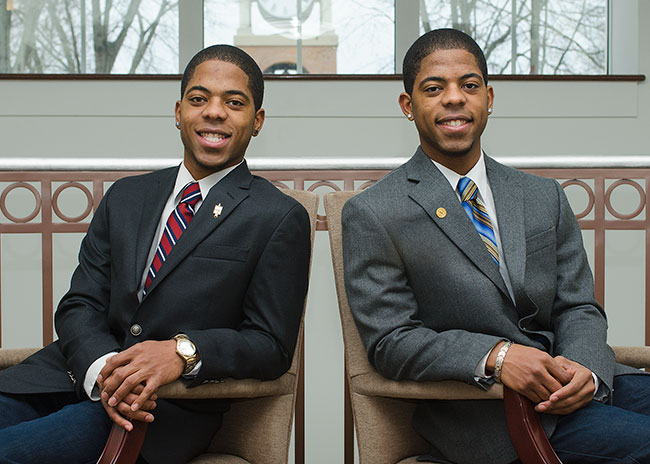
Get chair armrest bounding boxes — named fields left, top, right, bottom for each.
left=97, top=422, right=148, bottom=464
left=350, top=370, right=503, bottom=400
left=503, top=386, right=562, bottom=464
left=613, top=346, right=650, bottom=369
left=156, top=370, right=295, bottom=400
left=0, top=348, right=39, bottom=371
left=351, top=370, right=561, bottom=464
left=96, top=372, right=296, bottom=464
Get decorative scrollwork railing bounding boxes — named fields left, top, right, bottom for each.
left=0, top=157, right=649, bottom=348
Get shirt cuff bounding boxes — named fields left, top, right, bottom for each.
left=474, top=349, right=491, bottom=379
left=83, top=352, right=118, bottom=401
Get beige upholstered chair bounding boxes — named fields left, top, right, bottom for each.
left=0, top=189, right=319, bottom=464
left=324, top=190, right=650, bottom=464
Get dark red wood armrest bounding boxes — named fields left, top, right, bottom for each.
left=96, top=421, right=148, bottom=464
left=503, top=386, right=562, bottom=464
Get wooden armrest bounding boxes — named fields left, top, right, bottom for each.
left=351, top=370, right=503, bottom=400
left=503, top=386, right=562, bottom=464
left=97, top=421, right=148, bottom=464
left=613, top=346, right=650, bottom=369
left=95, top=372, right=295, bottom=463
left=351, top=370, right=561, bottom=464
left=0, top=348, right=39, bottom=370
left=157, top=371, right=295, bottom=399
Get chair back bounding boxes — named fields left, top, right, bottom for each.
left=203, top=189, right=319, bottom=464
left=324, top=191, right=430, bottom=464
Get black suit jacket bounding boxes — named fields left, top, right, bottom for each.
left=0, top=162, right=311, bottom=463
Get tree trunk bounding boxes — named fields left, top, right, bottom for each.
left=530, top=0, right=544, bottom=74
left=14, top=0, right=46, bottom=72
left=0, top=0, right=12, bottom=72
left=450, top=0, right=473, bottom=34
left=93, top=0, right=143, bottom=73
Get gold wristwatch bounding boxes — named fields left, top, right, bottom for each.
left=173, top=334, right=200, bottom=375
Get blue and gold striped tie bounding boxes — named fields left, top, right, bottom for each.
left=457, top=177, right=499, bottom=265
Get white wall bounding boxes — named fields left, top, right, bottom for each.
left=0, top=2, right=648, bottom=463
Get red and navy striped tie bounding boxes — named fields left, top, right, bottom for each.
left=143, top=181, right=201, bottom=294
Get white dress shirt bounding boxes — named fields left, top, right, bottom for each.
left=83, top=161, right=241, bottom=400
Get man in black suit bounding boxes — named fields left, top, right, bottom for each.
left=0, top=45, right=311, bottom=464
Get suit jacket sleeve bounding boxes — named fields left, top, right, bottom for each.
left=342, top=195, right=503, bottom=385
left=54, top=184, right=122, bottom=387
left=185, top=202, right=311, bottom=384
left=548, top=180, right=615, bottom=391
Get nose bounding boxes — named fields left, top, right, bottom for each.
left=441, top=84, right=466, bottom=106
left=202, top=98, right=227, bottom=120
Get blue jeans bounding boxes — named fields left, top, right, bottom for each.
left=548, top=374, right=650, bottom=463
left=0, top=392, right=112, bottom=464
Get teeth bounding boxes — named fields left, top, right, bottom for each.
left=201, top=133, right=226, bottom=142
left=441, top=119, right=467, bottom=127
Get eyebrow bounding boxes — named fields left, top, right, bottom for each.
left=185, top=85, right=209, bottom=96
left=185, top=86, right=250, bottom=102
left=420, top=72, right=484, bottom=86
left=223, top=89, right=250, bottom=102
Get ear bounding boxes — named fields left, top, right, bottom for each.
left=174, top=100, right=181, bottom=126
left=398, top=92, right=413, bottom=119
left=487, top=85, right=494, bottom=112
left=252, top=108, right=265, bottom=135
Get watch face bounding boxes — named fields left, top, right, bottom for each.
left=257, top=0, right=316, bottom=22
left=178, top=339, right=196, bottom=357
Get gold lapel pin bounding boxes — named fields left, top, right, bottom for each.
left=436, top=207, right=447, bottom=218
left=213, top=203, right=223, bottom=219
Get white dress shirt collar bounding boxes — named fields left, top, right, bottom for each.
left=174, top=160, right=243, bottom=209
left=430, top=152, right=489, bottom=200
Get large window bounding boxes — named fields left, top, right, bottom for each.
left=0, top=0, right=178, bottom=73
left=421, top=0, right=608, bottom=74
left=0, top=0, right=620, bottom=75
left=204, top=0, right=394, bottom=74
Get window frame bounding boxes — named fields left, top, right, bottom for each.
left=0, top=0, right=643, bottom=80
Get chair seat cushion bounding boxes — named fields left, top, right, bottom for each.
left=188, top=453, right=249, bottom=463
left=398, top=457, right=437, bottom=464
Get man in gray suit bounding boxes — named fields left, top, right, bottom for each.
left=342, top=28, right=650, bottom=464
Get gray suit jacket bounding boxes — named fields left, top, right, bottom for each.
left=0, top=162, right=311, bottom=463
left=342, top=148, right=635, bottom=464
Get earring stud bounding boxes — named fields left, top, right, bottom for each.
left=487, top=108, right=492, bottom=114
left=407, top=114, right=412, bottom=119
left=175, top=121, right=180, bottom=128
left=252, top=129, right=259, bottom=136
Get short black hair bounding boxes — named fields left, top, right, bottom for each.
left=402, top=28, right=488, bottom=95
left=180, top=45, right=264, bottom=111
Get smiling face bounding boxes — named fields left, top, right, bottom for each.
left=399, top=48, right=493, bottom=174
left=175, top=59, right=265, bottom=179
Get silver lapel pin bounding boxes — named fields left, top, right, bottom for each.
left=213, top=203, right=223, bottom=219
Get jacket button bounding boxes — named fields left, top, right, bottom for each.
left=130, top=324, right=142, bottom=336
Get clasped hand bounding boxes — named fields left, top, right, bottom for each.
left=497, top=344, right=594, bottom=415
left=97, top=339, right=185, bottom=431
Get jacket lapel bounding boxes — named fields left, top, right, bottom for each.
left=143, top=162, right=253, bottom=297
left=485, top=156, right=527, bottom=308
left=134, top=166, right=178, bottom=289
left=406, top=149, right=510, bottom=300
